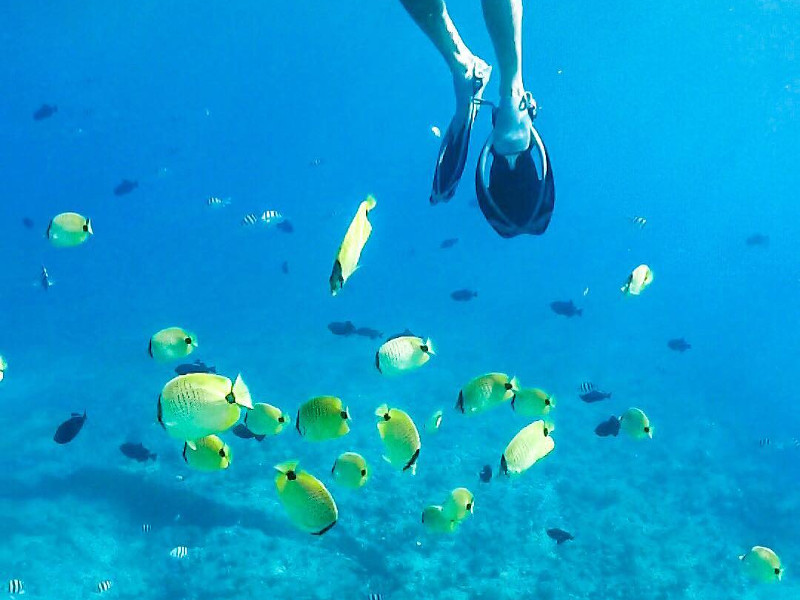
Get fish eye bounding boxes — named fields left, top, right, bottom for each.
left=544, top=399, right=551, bottom=405
left=775, top=568, right=781, bottom=575
left=278, top=417, right=285, bottom=423
left=420, top=345, right=428, bottom=352
left=360, top=469, right=367, bottom=476
left=383, top=413, right=391, bottom=421
left=82, top=224, right=89, bottom=232
left=184, top=337, right=192, bottom=344
left=644, top=427, right=650, bottom=433
left=543, top=428, right=549, bottom=436
left=340, top=411, right=348, bottom=419
left=287, top=471, right=297, bottom=481
left=504, top=383, right=512, bottom=390
left=218, top=449, right=226, bottom=457
left=466, top=503, right=473, bottom=510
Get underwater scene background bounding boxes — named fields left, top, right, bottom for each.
left=1, top=0, right=799, bottom=598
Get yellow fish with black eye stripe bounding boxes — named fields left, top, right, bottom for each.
left=330, top=195, right=376, bottom=295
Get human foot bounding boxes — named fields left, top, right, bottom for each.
left=491, top=91, right=535, bottom=159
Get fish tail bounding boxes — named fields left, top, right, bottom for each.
left=424, top=338, right=436, bottom=355
left=232, top=374, right=253, bottom=409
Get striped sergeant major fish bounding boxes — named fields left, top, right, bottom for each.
left=7, top=579, right=24, bottom=595
left=367, top=594, right=383, bottom=600
left=169, top=545, right=189, bottom=559
left=629, top=216, right=647, bottom=228
left=40, top=265, right=54, bottom=291
left=578, top=382, right=596, bottom=393
left=95, top=580, right=113, bottom=594
left=206, top=196, right=230, bottom=207
left=141, top=523, right=152, bottom=533
left=241, top=211, right=284, bottom=227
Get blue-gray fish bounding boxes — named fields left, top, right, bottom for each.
left=550, top=300, right=582, bottom=317
left=113, top=179, right=138, bottom=196
left=54, top=411, right=87, bottom=444
left=451, top=289, right=478, bottom=301
left=580, top=390, right=611, bottom=403
left=546, top=528, right=574, bottom=544
left=33, top=104, right=57, bottom=121
left=594, top=416, right=621, bottom=437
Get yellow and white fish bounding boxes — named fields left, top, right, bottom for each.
left=274, top=461, right=338, bottom=535
left=47, top=212, right=93, bottom=248
left=421, top=505, right=458, bottom=534
left=442, top=487, right=474, bottom=523
left=0, top=355, right=7, bottom=383
left=375, top=404, right=421, bottom=474
left=621, top=264, right=653, bottom=296
left=511, top=388, right=555, bottom=417
left=619, top=407, right=653, bottom=439
left=331, top=452, right=369, bottom=489
left=330, top=195, right=376, bottom=295
left=424, top=409, right=443, bottom=434
left=456, top=373, right=519, bottom=415
left=245, top=402, right=291, bottom=438
left=157, top=373, right=253, bottom=444
left=375, top=335, right=435, bottom=375
left=295, top=396, right=351, bottom=441
left=148, top=327, right=197, bottom=362
left=501, top=420, right=555, bottom=476
left=182, top=434, right=232, bottom=471
left=739, top=546, right=782, bottom=582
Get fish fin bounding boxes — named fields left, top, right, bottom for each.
left=509, top=376, right=520, bottom=392
left=274, top=460, right=299, bottom=475
left=186, top=440, right=197, bottom=451
left=382, top=455, right=392, bottom=465
left=374, top=404, right=389, bottom=418
left=363, top=195, right=377, bottom=211
left=409, top=463, right=417, bottom=475
left=85, top=219, right=93, bottom=235
left=738, top=555, right=745, bottom=561
left=232, top=374, right=253, bottom=409
left=424, top=338, right=436, bottom=355
left=147, top=338, right=154, bottom=358
left=376, top=421, right=386, bottom=438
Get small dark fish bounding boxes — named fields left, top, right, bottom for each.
left=281, top=261, right=289, bottom=275
left=745, top=233, right=769, bottom=247
left=33, top=104, right=57, bottom=121
left=22, top=217, right=35, bottom=229
left=96, top=580, right=113, bottom=594
left=759, top=438, right=770, bottom=448
left=667, top=338, right=691, bottom=352
left=550, top=300, right=582, bottom=317
left=629, top=216, right=647, bottom=228
left=119, top=442, right=157, bottom=462
left=580, top=390, right=612, bottom=403
left=546, top=528, right=575, bottom=544
left=440, top=238, right=459, bottom=249
left=54, top=411, right=87, bottom=444
left=354, top=327, right=383, bottom=340
left=594, top=416, right=621, bottom=437
left=479, top=464, right=492, bottom=483
left=174, top=360, right=216, bottom=376
left=277, top=220, right=294, bottom=233
left=141, top=524, right=152, bottom=533
left=231, top=423, right=265, bottom=441
left=40, top=265, right=54, bottom=291
left=367, top=594, right=383, bottom=600
left=309, top=157, right=323, bottom=167
left=328, top=321, right=357, bottom=336
left=451, top=289, right=478, bottom=302
left=113, top=179, right=138, bottom=196
left=578, top=382, right=596, bottom=393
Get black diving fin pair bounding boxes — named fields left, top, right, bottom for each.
left=430, top=73, right=554, bottom=238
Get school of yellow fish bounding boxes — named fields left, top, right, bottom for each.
left=5, top=203, right=781, bottom=585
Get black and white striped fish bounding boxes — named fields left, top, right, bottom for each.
left=758, top=437, right=800, bottom=449
left=629, top=216, right=647, bottom=228
left=96, top=580, right=113, bottom=594
left=241, top=213, right=260, bottom=226
left=169, top=545, right=189, bottom=559
left=578, top=382, right=596, bottom=393
left=7, top=579, right=24, bottom=595
left=206, top=196, right=230, bottom=207
left=367, top=594, right=383, bottom=600
left=141, top=524, right=151, bottom=533
left=261, top=210, right=284, bottom=225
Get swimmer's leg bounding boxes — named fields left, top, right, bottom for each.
left=481, top=0, right=531, bottom=157
left=399, top=0, right=492, bottom=203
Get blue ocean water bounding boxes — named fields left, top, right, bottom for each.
left=1, top=0, right=799, bottom=598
